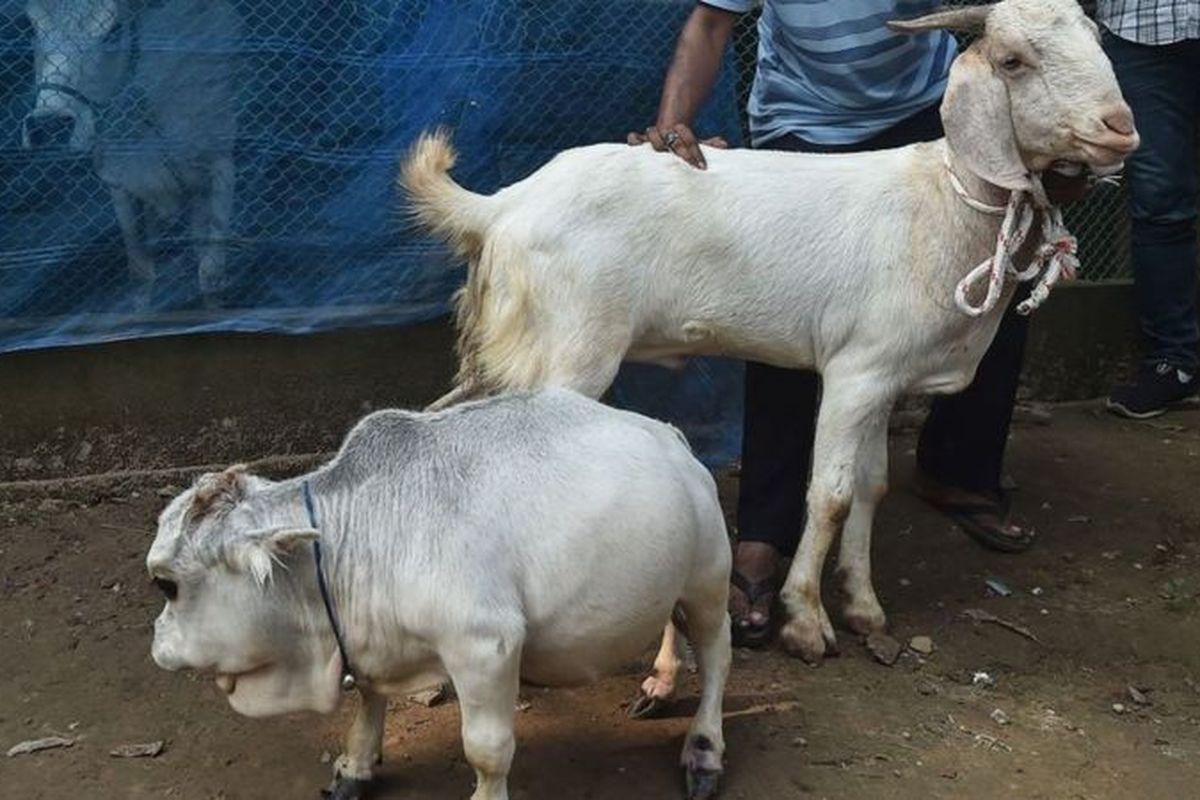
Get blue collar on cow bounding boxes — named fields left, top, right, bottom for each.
left=303, top=480, right=357, bottom=692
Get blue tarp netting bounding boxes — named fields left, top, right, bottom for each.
left=1, top=0, right=746, bottom=463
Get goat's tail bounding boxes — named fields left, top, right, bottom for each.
left=402, top=129, right=547, bottom=400
left=399, top=129, right=494, bottom=263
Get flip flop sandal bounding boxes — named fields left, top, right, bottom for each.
left=940, top=497, right=1035, bottom=554
left=729, top=571, right=778, bottom=649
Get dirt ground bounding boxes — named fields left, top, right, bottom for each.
left=2, top=402, right=1199, bottom=800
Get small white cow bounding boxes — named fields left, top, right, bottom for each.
left=401, top=0, right=1139, bottom=663
left=148, top=389, right=731, bottom=800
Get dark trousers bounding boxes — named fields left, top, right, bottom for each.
left=1104, top=32, right=1200, bottom=372
left=736, top=103, right=1030, bottom=556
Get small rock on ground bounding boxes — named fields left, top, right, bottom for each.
left=866, top=632, right=902, bottom=666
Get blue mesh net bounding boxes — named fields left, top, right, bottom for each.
left=1, top=0, right=747, bottom=464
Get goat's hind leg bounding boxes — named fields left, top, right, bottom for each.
left=628, top=620, right=685, bottom=719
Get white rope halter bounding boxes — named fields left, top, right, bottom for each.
left=945, top=156, right=1080, bottom=318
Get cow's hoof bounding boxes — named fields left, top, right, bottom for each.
left=682, top=734, right=722, bottom=799
left=321, top=777, right=370, bottom=800
left=684, top=767, right=722, bottom=800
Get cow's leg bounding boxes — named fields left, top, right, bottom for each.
left=195, top=153, right=235, bottom=306
left=835, top=412, right=890, bottom=636
left=628, top=621, right=684, bottom=719
left=678, top=590, right=730, bottom=800
left=778, top=374, right=894, bottom=663
left=326, top=688, right=387, bottom=800
left=110, top=187, right=155, bottom=310
left=443, top=635, right=523, bottom=800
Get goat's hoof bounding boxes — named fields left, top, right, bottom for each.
left=842, top=606, right=887, bottom=637
left=321, top=777, right=370, bottom=800
left=684, top=767, right=722, bottom=800
left=628, top=674, right=675, bottom=719
left=779, top=619, right=837, bottom=665
left=628, top=692, right=666, bottom=719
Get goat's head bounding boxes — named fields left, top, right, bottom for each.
left=891, top=0, right=1138, bottom=191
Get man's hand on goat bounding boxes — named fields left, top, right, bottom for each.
left=627, top=123, right=728, bottom=170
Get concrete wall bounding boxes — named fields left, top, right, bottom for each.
left=0, top=283, right=1147, bottom=482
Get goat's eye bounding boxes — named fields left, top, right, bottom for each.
left=1000, top=55, right=1023, bottom=71
left=153, top=577, right=179, bottom=601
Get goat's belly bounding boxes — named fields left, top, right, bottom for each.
left=628, top=321, right=816, bottom=370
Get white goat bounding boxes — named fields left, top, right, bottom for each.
left=400, top=0, right=1139, bottom=663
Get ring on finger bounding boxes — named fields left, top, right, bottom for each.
left=664, top=130, right=681, bottom=149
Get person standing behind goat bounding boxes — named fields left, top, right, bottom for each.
left=629, top=1, right=1043, bottom=648
left=1100, top=1, right=1200, bottom=419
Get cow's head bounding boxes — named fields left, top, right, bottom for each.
left=22, top=0, right=138, bottom=150
left=891, top=0, right=1139, bottom=191
left=147, top=467, right=342, bottom=717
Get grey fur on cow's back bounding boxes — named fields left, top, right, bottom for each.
left=308, top=387, right=691, bottom=498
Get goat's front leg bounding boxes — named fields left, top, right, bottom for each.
left=195, top=153, right=235, bottom=306
left=442, top=633, right=523, bottom=800
left=326, top=688, right=387, bottom=800
left=835, top=412, right=890, bottom=637
left=778, top=376, right=893, bottom=664
left=110, top=187, right=156, bottom=310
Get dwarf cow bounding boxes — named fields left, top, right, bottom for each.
left=147, top=389, right=731, bottom=800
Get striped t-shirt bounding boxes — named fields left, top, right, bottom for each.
left=704, top=0, right=957, bottom=146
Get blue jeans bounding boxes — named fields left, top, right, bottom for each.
left=1104, top=31, right=1200, bottom=371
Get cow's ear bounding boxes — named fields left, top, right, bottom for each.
left=189, top=464, right=250, bottom=521
left=257, top=527, right=320, bottom=553
left=232, top=527, right=320, bottom=586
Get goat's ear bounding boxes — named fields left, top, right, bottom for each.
left=941, top=48, right=1033, bottom=191
left=888, top=5, right=993, bottom=34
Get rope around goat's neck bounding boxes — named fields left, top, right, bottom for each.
left=944, top=157, right=1080, bottom=318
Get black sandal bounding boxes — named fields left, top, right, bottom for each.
left=928, top=491, right=1035, bottom=554
left=913, top=470, right=1035, bottom=554
left=729, top=571, right=778, bottom=648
